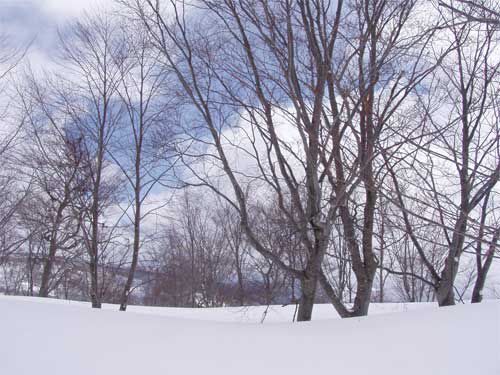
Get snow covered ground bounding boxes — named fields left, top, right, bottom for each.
left=0, top=296, right=498, bottom=375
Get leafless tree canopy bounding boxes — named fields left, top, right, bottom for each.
left=0, top=0, right=498, bottom=321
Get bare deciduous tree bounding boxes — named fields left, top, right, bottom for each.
left=121, top=0, right=445, bottom=320
left=109, top=20, right=177, bottom=311
left=438, top=0, right=500, bottom=26
left=56, top=12, right=127, bottom=308
left=386, top=11, right=500, bottom=305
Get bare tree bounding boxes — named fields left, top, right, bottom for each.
left=214, top=201, right=250, bottom=306
left=438, top=0, right=500, bottom=26
left=471, top=192, right=500, bottom=302
left=385, top=11, right=500, bottom=305
left=0, top=31, right=30, bottom=265
left=121, top=0, right=444, bottom=320
left=16, top=85, right=86, bottom=297
left=145, top=189, right=234, bottom=307
left=108, top=19, right=177, bottom=311
left=55, top=12, right=127, bottom=308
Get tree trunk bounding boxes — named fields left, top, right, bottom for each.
left=351, top=273, right=375, bottom=317
left=89, top=213, right=101, bottom=309
left=38, top=243, right=56, bottom=298
left=297, top=275, right=317, bottom=322
left=89, top=142, right=104, bottom=309
left=89, top=254, right=101, bottom=308
left=119, top=202, right=141, bottom=311
left=436, top=239, right=463, bottom=307
left=471, top=274, right=486, bottom=303
left=39, top=203, right=66, bottom=298
left=471, top=228, right=499, bottom=303
left=234, top=247, right=245, bottom=306
left=436, top=273, right=456, bottom=307
left=437, top=286, right=455, bottom=306
left=236, top=265, right=245, bottom=306
left=471, top=241, right=496, bottom=303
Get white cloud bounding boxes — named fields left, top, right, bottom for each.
left=0, top=0, right=114, bottom=73
left=41, top=0, right=111, bottom=20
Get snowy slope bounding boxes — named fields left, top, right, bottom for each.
left=0, top=295, right=439, bottom=322
left=0, top=296, right=498, bottom=375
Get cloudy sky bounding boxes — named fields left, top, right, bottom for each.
left=1, top=0, right=109, bottom=65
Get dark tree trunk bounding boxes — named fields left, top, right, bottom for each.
left=437, top=286, right=455, bottom=306
left=89, top=205, right=102, bottom=309
left=471, top=229, right=498, bottom=303
left=89, top=253, right=101, bottom=308
left=436, top=258, right=458, bottom=307
left=39, top=203, right=66, bottom=298
left=89, top=136, right=104, bottom=310
left=351, top=272, right=376, bottom=317
left=236, top=264, right=245, bottom=306
left=436, top=272, right=456, bottom=307
left=471, top=275, right=486, bottom=303
left=297, top=275, right=317, bottom=322
left=38, top=243, right=56, bottom=298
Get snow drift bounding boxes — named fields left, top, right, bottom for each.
left=0, top=296, right=498, bottom=375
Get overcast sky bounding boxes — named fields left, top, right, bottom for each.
left=1, top=0, right=109, bottom=65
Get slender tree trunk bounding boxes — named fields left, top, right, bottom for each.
left=119, top=198, right=141, bottom=311
left=39, top=202, right=66, bottom=298
left=89, top=248, right=101, bottom=308
left=89, top=234, right=101, bottom=309
left=235, top=255, right=245, bottom=306
left=38, top=240, right=57, bottom=298
left=89, top=153, right=103, bottom=309
left=471, top=274, right=486, bottom=303
left=471, top=229, right=499, bottom=303
left=379, top=271, right=384, bottom=303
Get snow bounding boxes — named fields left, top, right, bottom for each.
left=0, top=296, right=498, bottom=375
left=0, top=295, right=439, bottom=322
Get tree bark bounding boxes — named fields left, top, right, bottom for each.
left=471, top=228, right=499, bottom=303
left=297, top=275, right=318, bottom=322
left=119, top=199, right=141, bottom=311
left=39, top=196, right=69, bottom=298
left=471, top=275, right=486, bottom=303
